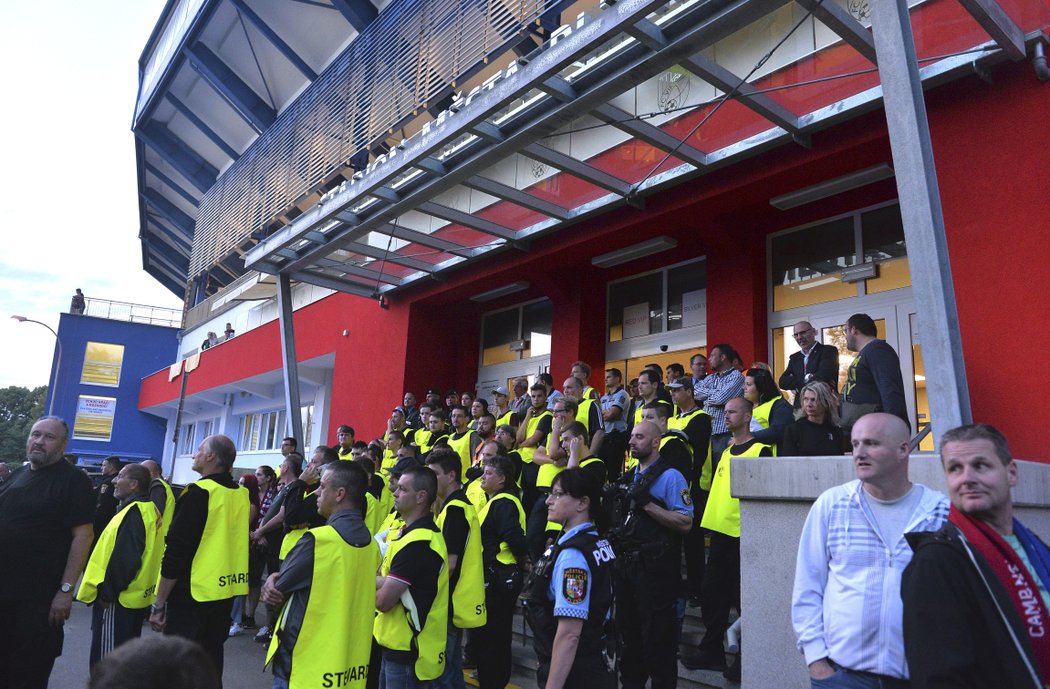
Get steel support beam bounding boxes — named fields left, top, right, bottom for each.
left=229, top=0, right=319, bottom=80
left=316, top=258, right=403, bottom=285
left=144, top=162, right=200, bottom=208
left=164, top=93, right=240, bottom=159
left=343, top=241, right=436, bottom=273
left=462, top=175, right=572, bottom=220
left=276, top=274, right=304, bottom=446
left=523, top=143, right=632, bottom=196
left=869, top=0, right=971, bottom=441
left=185, top=42, right=277, bottom=133
left=142, top=188, right=196, bottom=238
left=137, top=122, right=218, bottom=194
left=417, top=201, right=519, bottom=240
left=291, top=270, right=379, bottom=299
left=591, top=102, right=709, bottom=168
left=795, top=0, right=877, bottom=63
left=330, top=0, right=378, bottom=32
left=379, top=225, right=479, bottom=258
left=956, top=0, right=1025, bottom=60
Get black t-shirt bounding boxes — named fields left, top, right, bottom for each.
left=0, top=460, right=94, bottom=602
left=440, top=489, right=471, bottom=594
left=382, top=515, right=444, bottom=662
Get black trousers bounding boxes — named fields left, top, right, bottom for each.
left=526, top=490, right=554, bottom=562
left=0, top=599, right=61, bottom=689
left=477, top=586, right=519, bottom=689
left=616, top=553, right=680, bottom=689
left=683, top=489, right=708, bottom=600
left=165, top=597, right=234, bottom=687
left=698, top=532, right=740, bottom=657
left=89, top=602, right=147, bottom=668
left=598, top=430, right=627, bottom=481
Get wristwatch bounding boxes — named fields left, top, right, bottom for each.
left=60, top=582, right=74, bottom=593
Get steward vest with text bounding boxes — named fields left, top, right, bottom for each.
left=267, top=525, right=380, bottom=689
left=77, top=499, right=162, bottom=608
left=190, top=479, right=250, bottom=601
left=374, top=526, right=449, bottom=681
left=436, top=497, right=487, bottom=629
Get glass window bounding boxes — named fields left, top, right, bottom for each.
left=862, top=204, right=911, bottom=294
left=81, top=342, right=125, bottom=387
left=667, top=262, right=707, bottom=331
left=177, top=423, right=196, bottom=455
left=772, top=217, right=857, bottom=311
left=239, top=411, right=284, bottom=451
left=522, top=300, right=552, bottom=358
left=608, top=272, right=662, bottom=342
left=479, top=299, right=552, bottom=365
left=72, top=395, right=117, bottom=442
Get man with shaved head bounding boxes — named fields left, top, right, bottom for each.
left=792, top=414, right=948, bottom=688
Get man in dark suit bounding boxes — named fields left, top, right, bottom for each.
left=778, top=321, right=839, bottom=406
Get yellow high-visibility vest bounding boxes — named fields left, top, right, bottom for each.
left=77, top=499, right=162, bottom=609
left=701, top=442, right=772, bottom=537
left=188, top=479, right=250, bottom=601
left=436, top=496, right=487, bottom=629
left=477, top=492, right=525, bottom=565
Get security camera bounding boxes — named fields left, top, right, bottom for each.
left=660, top=344, right=669, bottom=352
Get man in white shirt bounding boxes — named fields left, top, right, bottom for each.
left=791, top=413, right=948, bottom=688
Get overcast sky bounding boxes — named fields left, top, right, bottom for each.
left=0, top=0, right=182, bottom=389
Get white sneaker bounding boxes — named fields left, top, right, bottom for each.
left=229, top=623, right=243, bottom=637
left=254, top=625, right=271, bottom=643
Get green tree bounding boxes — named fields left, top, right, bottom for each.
left=0, top=386, right=48, bottom=462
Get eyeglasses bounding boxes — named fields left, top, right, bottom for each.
left=792, top=329, right=815, bottom=339
left=549, top=490, right=570, bottom=499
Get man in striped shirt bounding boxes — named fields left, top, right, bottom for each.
left=791, top=413, right=948, bottom=688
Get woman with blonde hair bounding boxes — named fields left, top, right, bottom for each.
left=780, top=381, right=844, bottom=456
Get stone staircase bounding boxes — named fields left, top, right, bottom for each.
left=503, top=600, right=740, bottom=689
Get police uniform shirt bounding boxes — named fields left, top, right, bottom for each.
left=548, top=522, right=600, bottom=619
left=632, top=464, right=693, bottom=518
left=159, top=472, right=240, bottom=603
left=381, top=516, right=444, bottom=662
left=600, top=388, right=629, bottom=433
left=0, top=460, right=94, bottom=602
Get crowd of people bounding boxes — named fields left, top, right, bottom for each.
left=3, top=311, right=1048, bottom=689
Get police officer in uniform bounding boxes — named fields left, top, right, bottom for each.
left=524, top=468, right=615, bottom=689
left=149, top=435, right=249, bottom=686
left=77, top=463, right=162, bottom=667
left=608, top=421, right=693, bottom=689
left=262, top=462, right=379, bottom=689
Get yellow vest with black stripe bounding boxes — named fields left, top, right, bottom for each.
left=751, top=397, right=783, bottom=455
left=634, top=399, right=672, bottom=426
left=576, top=398, right=597, bottom=433
left=155, top=478, right=175, bottom=538
left=189, top=479, right=250, bottom=601
left=495, top=409, right=516, bottom=428
left=415, top=429, right=447, bottom=455
left=436, top=496, right=487, bottom=629
left=374, top=525, right=449, bottom=681
left=266, top=524, right=380, bottom=689
left=338, top=445, right=354, bottom=461
left=701, top=441, right=772, bottom=538
left=77, top=499, right=162, bottom=609
left=669, top=407, right=713, bottom=490
left=465, top=479, right=487, bottom=511
left=280, top=486, right=318, bottom=559
left=447, top=430, right=476, bottom=478
left=518, top=410, right=552, bottom=464
left=477, top=492, right=526, bottom=565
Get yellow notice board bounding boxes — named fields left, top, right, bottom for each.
left=73, top=395, right=116, bottom=441
left=81, top=342, right=125, bottom=386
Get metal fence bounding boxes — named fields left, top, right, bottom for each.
left=83, top=298, right=182, bottom=328
left=189, top=0, right=574, bottom=278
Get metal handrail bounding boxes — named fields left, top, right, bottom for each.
left=82, top=298, right=182, bottom=328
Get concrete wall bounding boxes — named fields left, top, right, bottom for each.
left=735, top=454, right=1050, bottom=689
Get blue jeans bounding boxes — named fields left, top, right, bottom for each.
left=429, top=624, right=465, bottom=689
left=380, top=659, right=421, bottom=689
left=811, top=666, right=911, bottom=689
left=272, top=676, right=290, bottom=689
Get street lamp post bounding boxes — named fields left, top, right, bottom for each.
left=11, top=316, right=62, bottom=417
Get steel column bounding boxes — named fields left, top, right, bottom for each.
left=276, top=274, right=304, bottom=446
left=869, top=0, right=972, bottom=442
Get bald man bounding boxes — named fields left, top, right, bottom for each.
left=792, top=414, right=948, bottom=687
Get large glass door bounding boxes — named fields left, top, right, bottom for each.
left=771, top=302, right=928, bottom=446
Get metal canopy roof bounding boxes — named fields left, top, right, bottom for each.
left=242, top=0, right=1029, bottom=301
left=134, top=0, right=383, bottom=296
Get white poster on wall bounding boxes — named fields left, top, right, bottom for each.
left=623, top=302, right=651, bottom=339
left=681, top=289, right=707, bottom=328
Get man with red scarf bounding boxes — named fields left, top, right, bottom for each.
left=903, top=424, right=1050, bottom=689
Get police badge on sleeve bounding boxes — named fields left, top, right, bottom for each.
left=562, top=567, right=589, bottom=604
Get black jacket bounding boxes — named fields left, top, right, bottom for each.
left=902, top=523, right=1045, bottom=689
left=778, top=342, right=839, bottom=401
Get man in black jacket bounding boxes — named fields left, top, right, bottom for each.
left=778, top=321, right=839, bottom=407
left=903, top=424, right=1050, bottom=689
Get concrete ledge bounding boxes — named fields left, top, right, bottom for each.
left=733, top=454, right=1050, bottom=689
